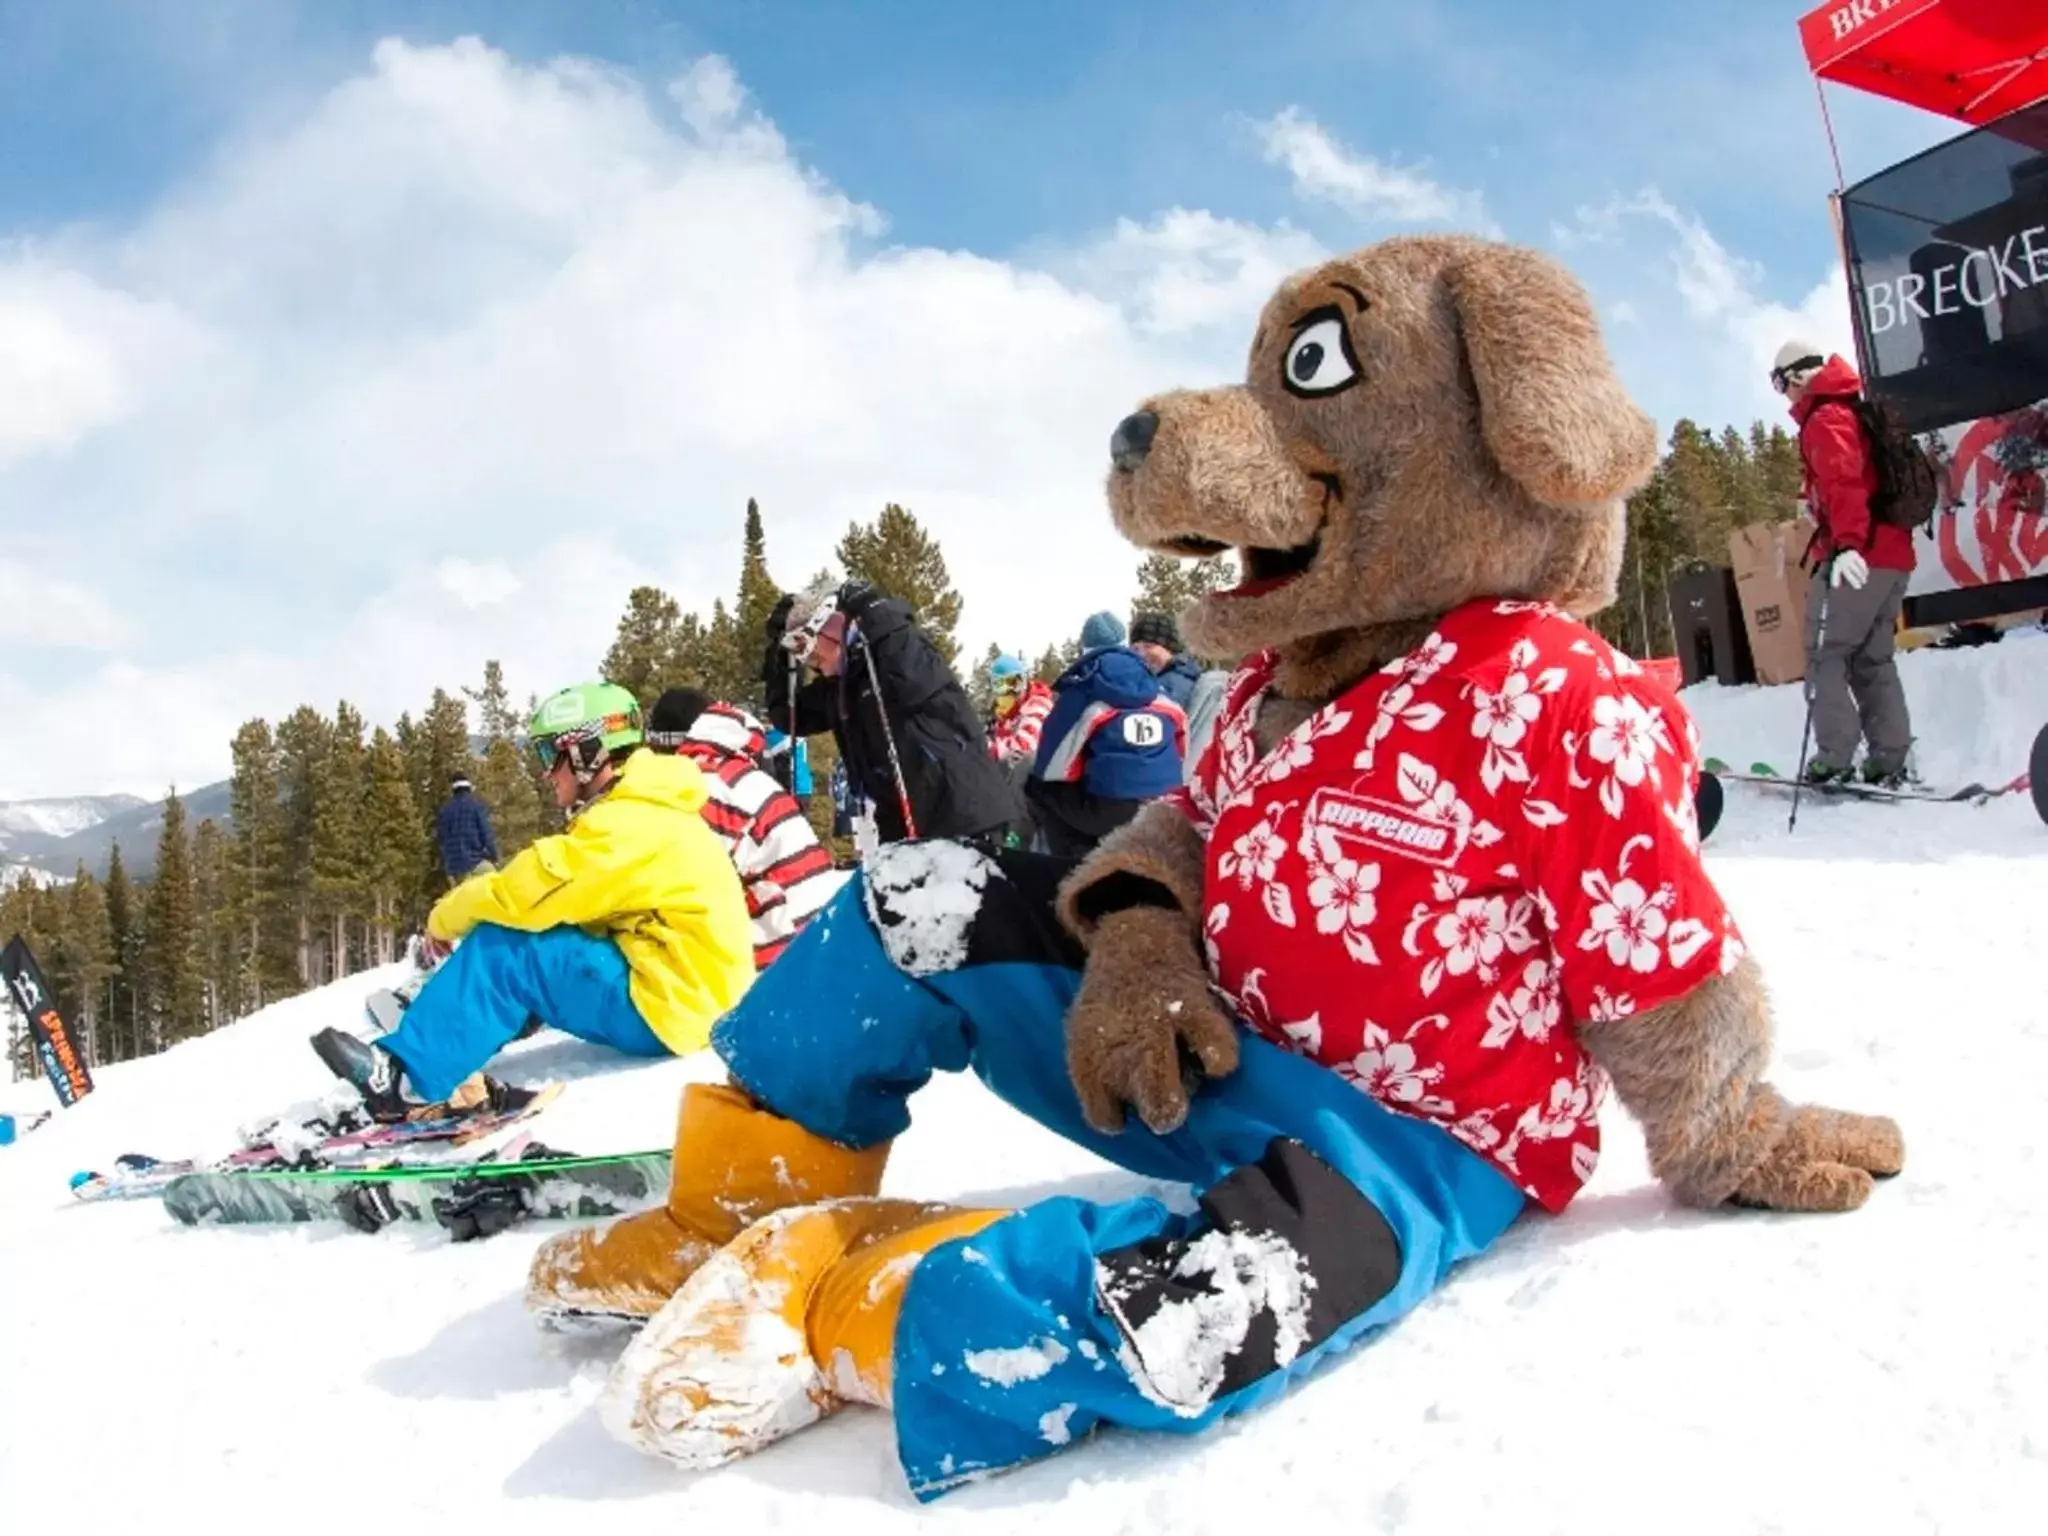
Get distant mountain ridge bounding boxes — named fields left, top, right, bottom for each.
left=2, top=732, right=496, bottom=883
left=0, top=783, right=233, bottom=882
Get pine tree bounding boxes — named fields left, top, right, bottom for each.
left=1130, top=551, right=1239, bottom=646
left=362, top=727, right=428, bottom=964
left=836, top=504, right=964, bottom=667
left=54, top=867, right=114, bottom=1066
left=603, top=587, right=685, bottom=708
left=416, top=689, right=479, bottom=899
left=463, top=660, right=522, bottom=741
left=1751, top=422, right=1805, bottom=518
left=1033, top=645, right=1066, bottom=686
left=190, top=819, right=236, bottom=1028
left=142, top=788, right=204, bottom=1048
left=228, top=719, right=295, bottom=1008
left=103, top=842, right=141, bottom=1061
left=477, top=736, right=541, bottom=859
left=274, top=706, right=331, bottom=987
left=736, top=498, right=782, bottom=656
left=311, top=702, right=369, bottom=981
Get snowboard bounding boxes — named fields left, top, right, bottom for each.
left=70, top=1082, right=563, bottom=1203
left=160, top=1144, right=670, bottom=1235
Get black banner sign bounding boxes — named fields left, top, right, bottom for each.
left=1841, top=102, right=2048, bottom=434
left=2, top=935, right=95, bottom=1106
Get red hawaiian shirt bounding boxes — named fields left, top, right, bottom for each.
left=1164, top=599, right=1744, bottom=1213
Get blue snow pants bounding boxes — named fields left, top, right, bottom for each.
left=382, top=924, right=668, bottom=1102
left=710, top=845, right=1527, bottom=1500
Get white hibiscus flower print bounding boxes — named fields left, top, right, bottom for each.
left=1397, top=632, right=1459, bottom=686
left=1470, top=671, right=1542, bottom=751
left=1481, top=957, right=1562, bottom=1049
left=1220, top=810, right=1288, bottom=891
left=1586, top=692, right=1674, bottom=818
left=1303, top=826, right=1382, bottom=963
left=1586, top=984, right=1637, bottom=1022
left=1354, top=682, right=1446, bottom=773
left=1433, top=895, right=1511, bottom=980
left=1580, top=874, right=1677, bottom=973
left=1452, top=1107, right=1506, bottom=1153
left=1339, top=1023, right=1449, bottom=1111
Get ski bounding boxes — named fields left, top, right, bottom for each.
left=70, top=1081, right=563, bottom=1202
left=160, top=1144, right=671, bottom=1235
left=1702, top=763, right=2032, bottom=808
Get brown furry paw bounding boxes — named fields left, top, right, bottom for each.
left=1066, top=905, right=1239, bottom=1136
left=1803, top=1108, right=1905, bottom=1180
left=1727, top=1105, right=1901, bottom=1214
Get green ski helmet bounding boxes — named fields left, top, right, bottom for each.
left=527, top=681, right=644, bottom=784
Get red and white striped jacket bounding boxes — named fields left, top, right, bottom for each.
left=658, top=703, right=838, bottom=970
left=987, top=680, right=1055, bottom=767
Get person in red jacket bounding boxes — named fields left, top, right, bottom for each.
left=1773, top=340, right=1916, bottom=787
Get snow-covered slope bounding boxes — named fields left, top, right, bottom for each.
left=0, top=793, right=145, bottom=848
left=4, top=652, right=2047, bottom=1535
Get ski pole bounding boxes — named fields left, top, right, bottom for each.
left=1788, top=560, right=1834, bottom=833
left=856, top=625, right=919, bottom=841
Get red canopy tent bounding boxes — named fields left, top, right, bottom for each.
left=1799, top=0, right=2048, bottom=127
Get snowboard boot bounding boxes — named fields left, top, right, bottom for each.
left=525, top=1082, right=893, bottom=1330
left=309, top=1027, right=430, bottom=1124
left=600, top=1197, right=1006, bottom=1469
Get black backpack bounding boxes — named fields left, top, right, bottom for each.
left=1850, top=397, right=1940, bottom=530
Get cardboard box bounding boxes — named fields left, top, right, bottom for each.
left=1728, top=516, right=1816, bottom=686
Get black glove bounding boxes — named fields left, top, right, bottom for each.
left=765, top=592, right=796, bottom=642
left=761, top=634, right=795, bottom=700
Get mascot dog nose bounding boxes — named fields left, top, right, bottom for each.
left=1110, top=410, right=1159, bottom=472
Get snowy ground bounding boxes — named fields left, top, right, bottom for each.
left=5, top=647, right=2047, bottom=1535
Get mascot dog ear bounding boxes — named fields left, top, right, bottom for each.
left=1445, top=242, right=1659, bottom=509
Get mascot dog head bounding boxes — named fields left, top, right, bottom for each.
left=1106, top=235, right=1658, bottom=698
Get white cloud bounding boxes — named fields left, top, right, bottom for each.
left=1053, top=208, right=1329, bottom=337
left=0, top=262, right=202, bottom=466
left=0, top=40, right=1312, bottom=800
left=1255, top=107, right=1498, bottom=236
left=436, top=558, right=523, bottom=609
left=0, top=560, right=131, bottom=651
left=1551, top=189, right=1857, bottom=437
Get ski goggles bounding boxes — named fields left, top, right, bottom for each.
left=1770, top=354, right=1824, bottom=394
left=784, top=606, right=848, bottom=665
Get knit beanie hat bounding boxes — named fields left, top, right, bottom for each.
left=1080, top=611, right=1126, bottom=651
left=1128, top=611, right=1180, bottom=651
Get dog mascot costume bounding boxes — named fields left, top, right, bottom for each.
left=526, top=235, right=1906, bottom=1499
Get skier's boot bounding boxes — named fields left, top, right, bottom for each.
left=525, top=1082, right=893, bottom=1330
left=600, top=1197, right=1006, bottom=1469
left=1802, top=760, right=1852, bottom=788
left=309, top=1027, right=429, bottom=1124
left=1860, top=758, right=1912, bottom=792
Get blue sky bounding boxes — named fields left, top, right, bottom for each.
left=0, top=0, right=1958, bottom=801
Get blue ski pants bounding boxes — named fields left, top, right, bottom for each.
left=382, top=924, right=667, bottom=1102
left=710, top=846, right=1526, bottom=1499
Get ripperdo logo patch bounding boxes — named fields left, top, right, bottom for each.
left=1305, top=787, right=1467, bottom=868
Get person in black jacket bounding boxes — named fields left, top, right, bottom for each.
left=762, top=578, right=1026, bottom=847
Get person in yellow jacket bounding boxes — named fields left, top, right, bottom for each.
left=308, top=682, right=755, bottom=1120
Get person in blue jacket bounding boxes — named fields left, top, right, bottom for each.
left=433, top=773, right=499, bottom=882
left=762, top=726, right=814, bottom=811
left=1025, top=611, right=1186, bottom=856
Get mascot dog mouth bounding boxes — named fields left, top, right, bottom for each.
left=1153, top=472, right=1339, bottom=601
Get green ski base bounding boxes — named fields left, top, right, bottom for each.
left=161, top=1147, right=671, bottom=1228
